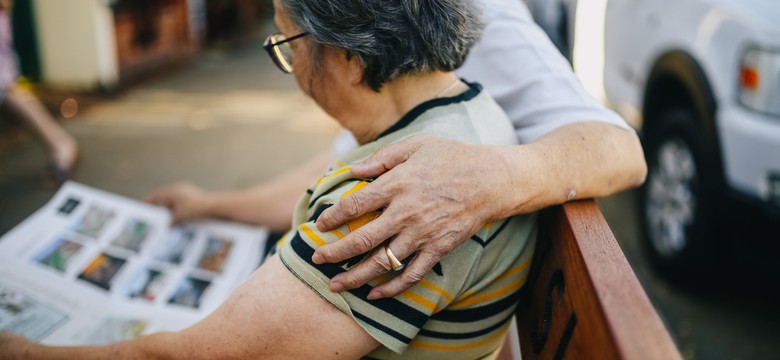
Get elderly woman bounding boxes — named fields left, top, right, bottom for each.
left=0, top=0, right=536, bottom=358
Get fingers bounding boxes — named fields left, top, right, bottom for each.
left=349, top=136, right=426, bottom=178
left=316, top=177, right=391, bottom=232
left=368, top=251, right=441, bottom=299
left=143, top=182, right=186, bottom=205
left=328, top=235, right=417, bottom=292
left=313, top=212, right=400, bottom=264
left=142, top=182, right=206, bottom=224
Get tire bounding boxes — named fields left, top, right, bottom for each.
left=639, top=108, right=724, bottom=282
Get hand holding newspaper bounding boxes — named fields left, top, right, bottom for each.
left=0, top=181, right=268, bottom=346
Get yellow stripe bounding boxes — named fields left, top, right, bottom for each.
left=400, top=290, right=438, bottom=312
left=450, top=273, right=529, bottom=309
left=410, top=321, right=511, bottom=351
left=331, top=229, right=345, bottom=239
left=459, top=260, right=531, bottom=300
left=300, top=223, right=327, bottom=247
left=316, top=166, right=351, bottom=186
left=341, top=181, right=369, bottom=198
left=419, top=279, right=453, bottom=303
left=276, top=232, right=292, bottom=250
left=374, top=273, right=391, bottom=285
left=493, top=259, right=531, bottom=283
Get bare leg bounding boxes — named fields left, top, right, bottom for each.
left=3, top=87, right=79, bottom=174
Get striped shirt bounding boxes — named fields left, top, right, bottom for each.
left=277, top=82, right=537, bottom=359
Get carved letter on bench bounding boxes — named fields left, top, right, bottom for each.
left=530, top=268, right=577, bottom=360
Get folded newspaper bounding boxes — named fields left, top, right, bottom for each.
left=0, top=181, right=268, bottom=346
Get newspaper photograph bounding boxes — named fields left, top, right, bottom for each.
left=0, top=181, right=269, bottom=345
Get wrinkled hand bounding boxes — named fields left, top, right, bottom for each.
left=0, top=332, right=36, bottom=360
left=313, top=135, right=515, bottom=299
left=144, top=182, right=211, bottom=223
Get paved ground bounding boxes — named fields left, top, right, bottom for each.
left=0, top=37, right=341, bottom=235
left=1, top=31, right=778, bottom=359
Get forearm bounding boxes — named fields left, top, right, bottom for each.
left=497, top=121, right=647, bottom=217
left=204, top=152, right=333, bottom=230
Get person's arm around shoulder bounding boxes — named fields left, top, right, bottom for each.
left=312, top=121, right=646, bottom=299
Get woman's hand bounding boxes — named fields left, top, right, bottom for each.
left=144, top=182, right=213, bottom=223
left=313, top=135, right=520, bottom=299
left=312, top=123, right=646, bottom=299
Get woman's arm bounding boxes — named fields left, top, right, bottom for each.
left=312, top=121, right=646, bottom=299
left=0, top=255, right=379, bottom=360
left=145, top=152, right=332, bottom=231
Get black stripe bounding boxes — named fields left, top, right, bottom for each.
left=308, top=204, right=333, bottom=223
left=418, top=312, right=515, bottom=340
left=483, top=219, right=511, bottom=247
left=374, top=81, right=483, bottom=141
left=354, top=311, right=413, bottom=344
left=308, top=178, right=363, bottom=209
left=470, top=219, right=511, bottom=247
left=431, top=287, right=522, bottom=323
left=289, top=233, right=429, bottom=329
left=306, top=189, right=313, bottom=195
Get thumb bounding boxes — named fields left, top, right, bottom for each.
left=350, top=136, right=425, bottom=178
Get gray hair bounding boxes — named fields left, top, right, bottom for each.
left=280, top=0, right=485, bottom=91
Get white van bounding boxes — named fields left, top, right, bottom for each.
left=528, top=0, right=780, bottom=280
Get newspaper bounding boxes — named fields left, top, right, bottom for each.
left=0, top=181, right=268, bottom=345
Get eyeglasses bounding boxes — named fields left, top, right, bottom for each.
left=263, top=31, right=310, bottom=74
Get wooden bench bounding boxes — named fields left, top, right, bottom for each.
left=503, top=200, right=681, bottom=359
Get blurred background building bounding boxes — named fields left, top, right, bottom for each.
left=10, top=0, right=269, bottom=92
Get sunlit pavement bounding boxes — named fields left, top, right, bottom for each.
left=0, top=41, right=340, bottom=236
left=1, top=36, right=779, bottom=360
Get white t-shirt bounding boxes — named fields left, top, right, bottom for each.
left=332, top=0, right=632, bottom=155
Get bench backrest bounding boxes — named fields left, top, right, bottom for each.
left=514, top=200, right=681, bottom=359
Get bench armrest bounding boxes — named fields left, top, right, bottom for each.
left=514, top=200, right=680, bottom=359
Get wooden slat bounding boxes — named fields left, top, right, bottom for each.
left=514, top=200, right=681, bottom=359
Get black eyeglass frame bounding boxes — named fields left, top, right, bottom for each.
left=263, top=32, right=310, bottom=74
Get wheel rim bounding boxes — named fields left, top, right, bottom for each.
left=646, top=137, right=697, bottom=258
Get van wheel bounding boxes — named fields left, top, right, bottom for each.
left=639, top=108, right=722, bottom=282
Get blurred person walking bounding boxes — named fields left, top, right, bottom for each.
left=0, top=0, right=78, bottom=185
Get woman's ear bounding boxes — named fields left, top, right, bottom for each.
left=344, top=52, right=364, bottom=86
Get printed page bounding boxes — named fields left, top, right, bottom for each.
left=0, top=181, right=268, bottom=345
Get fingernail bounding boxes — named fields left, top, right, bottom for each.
left=330, top=281, right=344, bottom=292
left=312, top=253, right=324, bottom=264
left=367, top=290, right=381, bottom=300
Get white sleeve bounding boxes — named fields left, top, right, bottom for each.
left=331, top=129, right=359, bottom=158
left=456, top=0, right=633, bottom=144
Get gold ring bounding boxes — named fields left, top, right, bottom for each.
left=385, top=246, right=404, bottom=271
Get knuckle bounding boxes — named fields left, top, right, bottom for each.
left=343, top=196, right=364, bottom=218
left=402, top=269, right=425, bottom=285
left=371, top=253, right=393, bottom=273
left=338, top=273, right=362, bottom=289
left=318, top=247, right=336, bottom=262
left=350, top=231, right=376, bottom=254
